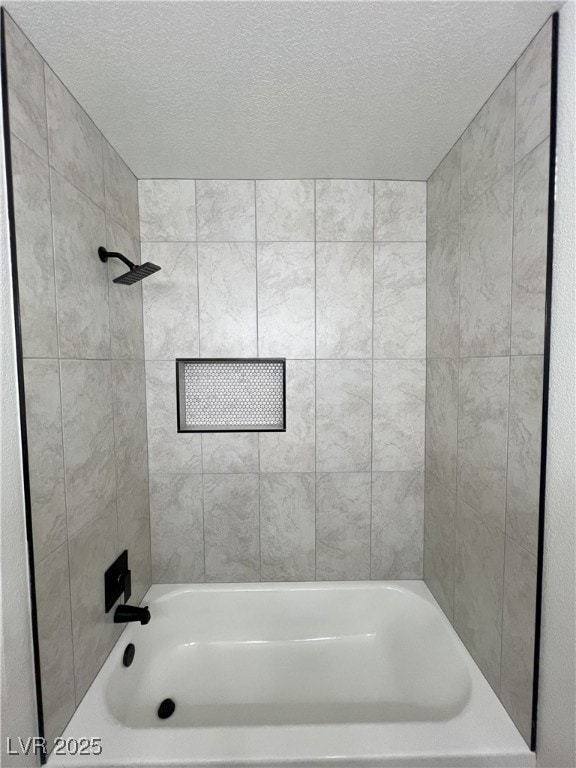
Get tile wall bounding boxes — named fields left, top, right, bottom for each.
left=5, top=6, right=552, bottom=753
left=423, top=19, right=552, bottom=745
left=4, top=15, right=151, bottom=744
left=140, top=177, right=427, bottom=584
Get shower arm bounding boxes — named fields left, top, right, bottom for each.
left=98, top=246, right=136, bottom=271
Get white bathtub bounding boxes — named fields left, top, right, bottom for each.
left=49, top=582, right=534, bottom=768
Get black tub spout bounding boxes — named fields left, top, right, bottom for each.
left=114, top=604, right=151, bottom=625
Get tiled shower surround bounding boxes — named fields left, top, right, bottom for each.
left=4, top=8, right=553, bottom=755
left=140, top=177, right=427, bottom=583
left=424, top=20, right=552, bottom=745
left=4, top=15, right=151, bottom=744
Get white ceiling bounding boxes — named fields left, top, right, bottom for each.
left=6, top=0, right=561, bottom=180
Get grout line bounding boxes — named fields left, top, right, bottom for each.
left=254, top=180, right=262, bottom=583
left=452, top=139, right=463, bottom=621
left=41, top=55, right=79, bottom=702
left=422, top=175, right=428, bottom=583
left=192, top=181, right=207, bottom=583
left=136, top=175, right=154, bottom=590
left=369, top=179, right=375, bottom=580
left=140, top=176, right=429, bottom=183
left=101, top=137, right=119, bottom=561
left=499, top=67, right=518, bottom=694
left=313, top=179, right=318, bottom=581
left=48, top=160, right=106, bottom=214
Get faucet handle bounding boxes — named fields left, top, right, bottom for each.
left=104, top=550, right=132, bottom=613
left=118, top=568, right=132, bottom=604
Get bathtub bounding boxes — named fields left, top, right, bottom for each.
left=49, top=581, right=534, bottom=768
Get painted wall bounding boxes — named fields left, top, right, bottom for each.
left=537, top=2, right=576, bottom=765
left=423, top=19, right=553, bottom=746
left=3, top=14, right=151, bottom=747
left=139, top=177, right=427, bottom=582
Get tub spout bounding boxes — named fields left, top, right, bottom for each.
left=114, top=604, right=151, bottom=625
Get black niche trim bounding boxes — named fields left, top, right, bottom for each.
left=175, top=358, right=287, bottom=433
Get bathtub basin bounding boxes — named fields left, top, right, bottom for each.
left=49, top=581, right=534, bottom=767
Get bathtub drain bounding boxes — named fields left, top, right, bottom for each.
left=122, top=644, right=135, bottom=667
left=158, top=698, right=176, bottom=719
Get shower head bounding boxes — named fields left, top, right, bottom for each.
left=98, top=246, right=161, bottom=285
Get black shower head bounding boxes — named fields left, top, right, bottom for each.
left=98, top=246, right=161, bottom=285
left=112, top=261, right=161, bottom=285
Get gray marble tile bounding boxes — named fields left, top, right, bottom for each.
left=142, top=242, right=199, bottom=360
left=506, top=356, right=543, bottom=556
left=316, top=360, right=372, bottom=472
left=111, top=361, right=149, bottom=501
left=68, top=505, right=121, bottom=702
left=316, top=473, right=371, bottom=581
left=197, top=180, right=255, bottom=241
left=424, top=474, right=456, bottom=620
left=511, top=139, right=549, bottom=355
left=454, top=498, right=505, bottom=693
left=427, top=141, right=461, bottom=235
left=459, top=172, right=513, bottom=357
left=51, top=169, right=110, bottom=359
left=4, top=14, right=48, bottom=160
left=316, top=242, right=373, bottom=358
left=106, top=219, right=144, bottom=360
left=374, top=242, right=426, bottom=359
left=461, top=70, right=515, bottom=208
left=198, top=243, right=257, bottom=357
left=316, top=179, right=374, bottom=241
left=203, top=474, right=260, bottom=582
left=103, top=140, right=139, bottom=239
left=45, top=66, right=104, bottom=207
left=501, top=537, right=538, bottom=745
left=457, top=356, right=509, bottom=531
left=256, top=180, right=314, bottom=241
left=35, top=543, right=75, bottom=744
left=260, top=473, right=315, bottom=581
left=117, top=484, right=151, bottom=604
left=145, top=361, right=202, bottom=474
left=426, top=223, right=460, bottom=359
left=60, top=360, right=116, bottom=537
left=372, top=359, right=425, bottom=472
left=426, top=358, right=458, bottom=492
left=257, top=242, right=315, bottom=358
left=138, top=179, right=196, bottom=241
left=371, top=471, right=424, bottom=579
left=149, top=474, right=204, bottom=583
left=202, top=433, right=259, bottom=473
left=260, top=360, right=315, bottom=473
left=11, top=135, right=58, bottom=358
left=23, top=359, right=66, bottom=564
left=374, top=181, right=426, bottom=241
left=515, top=20, right=552, bottom=163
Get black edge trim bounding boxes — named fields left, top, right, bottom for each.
left=0, top=8, right=46, bottom=758
left=531, top=10, right=559, bottom=753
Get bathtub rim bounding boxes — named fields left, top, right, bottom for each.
left=47, top=580, right=535, bottom=768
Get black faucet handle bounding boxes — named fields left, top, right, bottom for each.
left=121, top=569, right=132, bottom=603
left=104, top=550, right=131, bottom=613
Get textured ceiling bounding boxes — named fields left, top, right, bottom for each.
left=5, top=0, right=562, bottom=179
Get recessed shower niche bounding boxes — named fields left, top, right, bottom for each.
left=176, top=358, right=286, bottom=432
